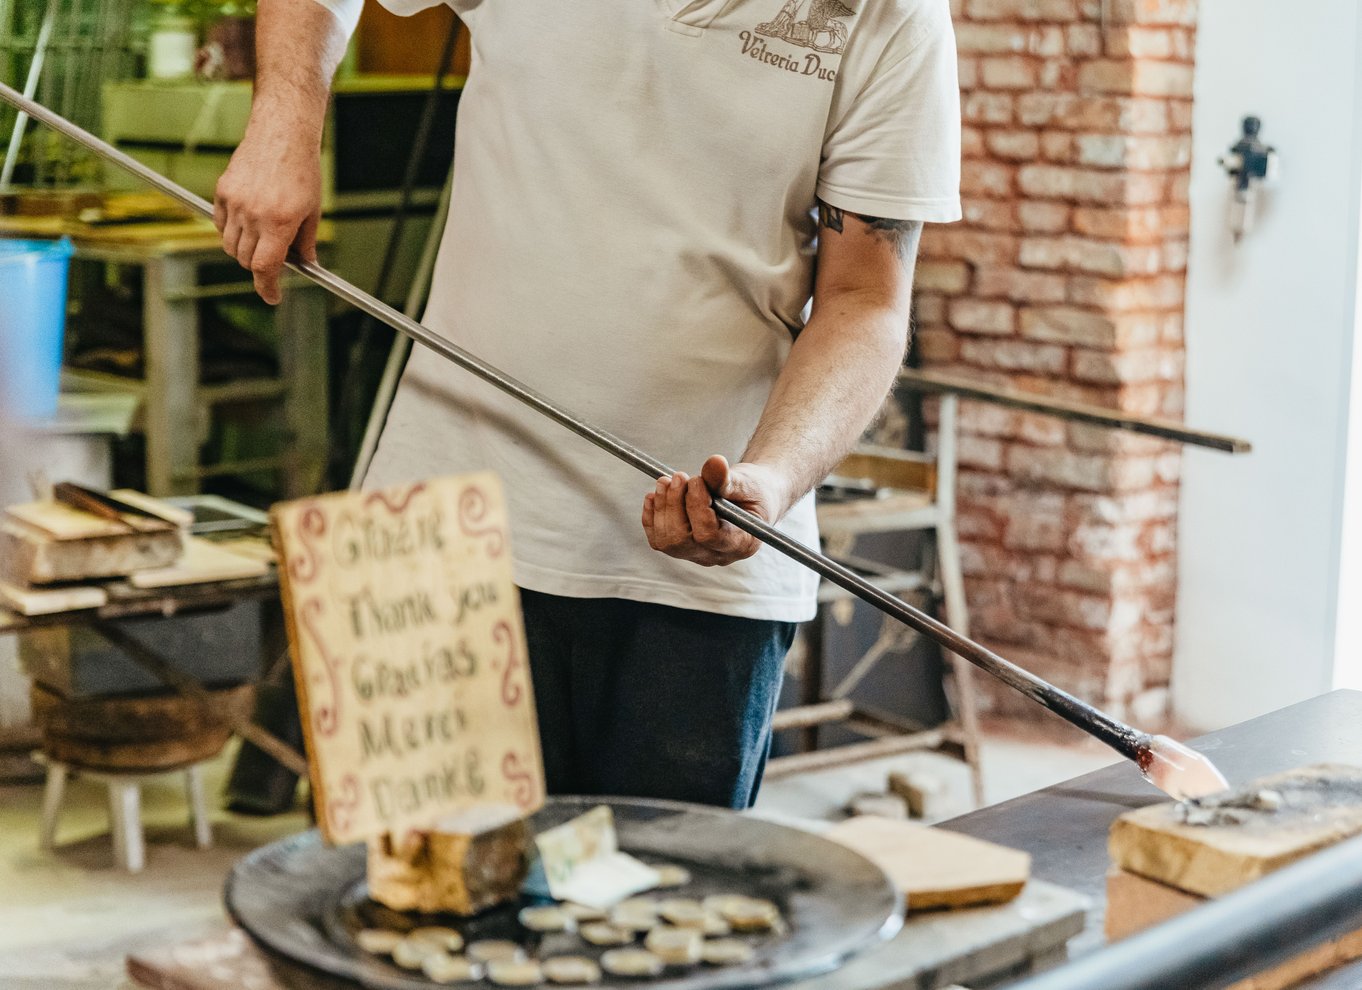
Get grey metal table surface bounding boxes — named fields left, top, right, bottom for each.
left=940, top=689, right=1362, bottom=988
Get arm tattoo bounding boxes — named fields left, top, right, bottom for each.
left=818, top=198, right=923, bottom=262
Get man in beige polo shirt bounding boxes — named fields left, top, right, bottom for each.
left=215, top=0, right=960, bottom=808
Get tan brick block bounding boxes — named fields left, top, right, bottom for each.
left=1017, top=411, right=1068, bottom=446
left=1077, top=134, right=1192, bottom=170
left=963, top=92, right=1016, bottom=125
left=1104, top=26, right=1175, bottom=59
left=986, top=129, right=1042, bottom=161
left=975, top=267, right=1069, bottom=304
left=958, top=434, right=1008, bottom=470
left=950, top=298, right=1017, bottom=335
left=1016, top=92, right=1075, bottom=127
left=1019, top=236, right=1160, bottom=277
left=961, top=198, right=1021, bottom=231
left=964, top=161, right=1018, bottom=198
left=1071, top=206, right=1160, bottom=241
left=1065, top=23, right=1102, bottom=57
left=915, top=326, right=960, bottom=362
left=958, top=55, right=980, bottom=89
left=915, top=260, right=973, bottom=294
left=1029, top=25, right=1066, bottom=56
left=955, top=23, right=1029, bottom=54
left=1104, top=0, right=1198, bottom=26
left=1058, top=560, right=1115, bottom=594
left=914, top=293, right=947, bottom=323
left=1018, top=201, right=1072, bottom=233
left=1096, top=59, right=1194, bottom=97
left=965, top=0, right=1079, bottom=20
left=961, top=125, right=987, bottom=157
left=1066, top=273, right=1184, bottom=309
left=1169, top=98, right=1194, bottom=130
left=959, top=400, right=1021, bottom=437
left=923, top=229, right=1020, bottom=265
left=982, top=55, right=1040, bottom=89
left=1040, top=130, right=1074, bottom=162
left=1082, top=59, right=1196, bottom=97
left=1077, top=59, right=1136, bottom=94
left=960, top=338, right=1067, bottom=373
left=1020, top=306, right=1117, bottom=347
left=1018, top=165, right=1125, bottom=203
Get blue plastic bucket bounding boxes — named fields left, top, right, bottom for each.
left=0, top=238, right=74, bottom=420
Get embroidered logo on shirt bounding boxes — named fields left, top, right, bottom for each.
left=755, top=0, right=854, bottom=55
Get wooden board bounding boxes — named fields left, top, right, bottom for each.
left=1109, top=764, right=1362, bottom=898
left=6, top=499, right=150, bottom=540
left=1104, top=867, right=1204, bottom=941
left=129, top=537, right=269, bottom=588
left=0, top=519, right=184, bottom=585
left=1105, top=868, right=1362, bottom=990
left=825, top=815, right=1030, bottom=911
left=109, top=489, right=196, bottom=527
left=0, top=580, right=106, bottom=615
left=271, top=474, right=545, bottom=845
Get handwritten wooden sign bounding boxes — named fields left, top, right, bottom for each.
left=271, top=473, right=545, bottom=845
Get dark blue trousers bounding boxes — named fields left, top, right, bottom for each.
left=518, top=589, right=796, bottom=810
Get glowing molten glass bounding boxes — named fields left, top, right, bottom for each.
left=1139, top=734, right=1230, bottom=800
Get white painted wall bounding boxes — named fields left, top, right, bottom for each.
left=1173, top=0, right=1362, bottom=728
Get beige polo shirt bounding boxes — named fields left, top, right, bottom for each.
left=318, top=0, right=961, bottom=622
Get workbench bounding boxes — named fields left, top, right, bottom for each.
left=117, top=692, right=1362, bottom=990
left=1, top=561, right=308, bottom=777
left=943, top=688, right=1362, bottom=988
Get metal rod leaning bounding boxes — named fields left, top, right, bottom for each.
left=0, top=80, right=1173, bottom=770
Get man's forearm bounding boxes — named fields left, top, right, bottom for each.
left=249, top=0, right=352, bottom=146
left=742, top=293, right=914, bottom=514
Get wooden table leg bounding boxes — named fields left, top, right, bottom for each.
left=142, top=255, right=200, bottom=496
left=277, top=279, right=330, bottom=498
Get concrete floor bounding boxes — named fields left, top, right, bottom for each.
left=0, top=727, right=1113, bottom=990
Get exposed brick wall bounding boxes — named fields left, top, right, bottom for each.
left=918, top=0, right=1197, bottom=721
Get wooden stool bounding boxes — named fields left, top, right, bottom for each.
left=38, top=756, right=213, bottom=872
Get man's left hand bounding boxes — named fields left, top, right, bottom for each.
left=642, top=455, right=793, bottom=567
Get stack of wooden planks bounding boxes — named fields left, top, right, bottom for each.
left=0, top=488, right=268, bottom=615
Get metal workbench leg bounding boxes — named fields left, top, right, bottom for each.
left=278, top=279, right=330, bottom=498
left=936, top=395, right=986, bottom=806
left=142, top=255, right=200, bottom=496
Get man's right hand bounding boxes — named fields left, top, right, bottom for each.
left=214, top=128, right=322, bottom=305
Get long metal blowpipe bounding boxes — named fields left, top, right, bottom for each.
left=0, top=81, right=1229, bottom=801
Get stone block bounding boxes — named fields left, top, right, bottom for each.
left=982, top=55, right=1040, bottom=89
left=950, top=298, right=1017, bottom=335
left=987, top=129, right=1043, bottom=161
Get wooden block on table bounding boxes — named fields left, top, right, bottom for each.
left=825, top=815, right=1029, bottom=912
left=1105, top=867, right=1362, bottom=990
left=6, top=499, right=152, bottom=540
left=108, top=488, right=195, bottom=528
left=1104, top=867, right=1205, bottom=941
left=0, top=519, right=183, bottom=585
left=847, top=792, right=909, bottom=820
left=367, top=810, right=531, bottom=916
left=128, top=537, right=269, bottom=588
left=889, top=770, right=953, bottom=819
left=1109, top=764, right=1362, bottom=898
left=0, top=580, right=107, bottom=615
